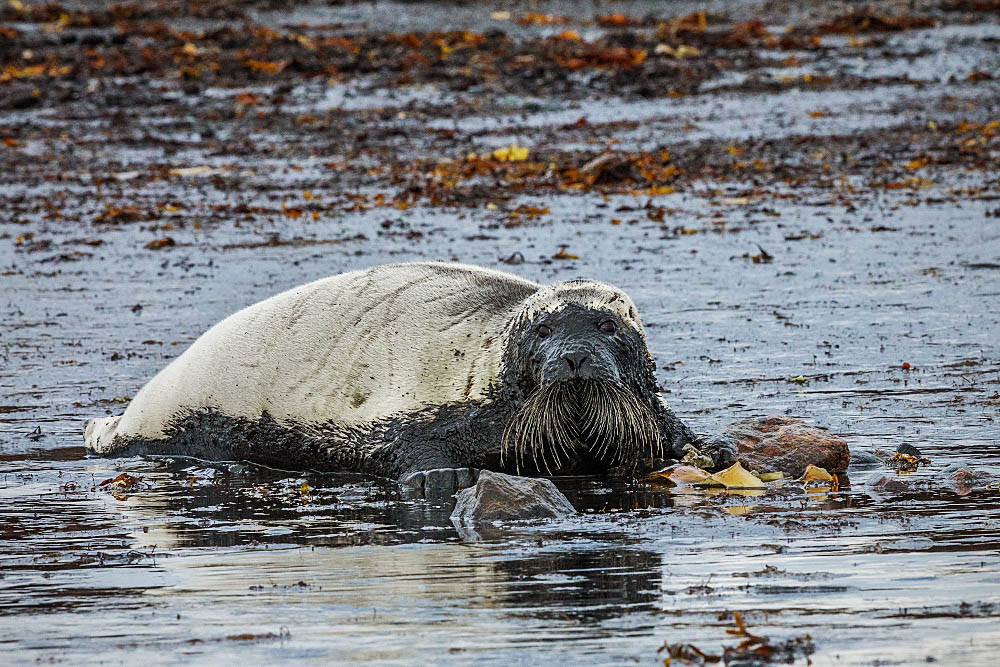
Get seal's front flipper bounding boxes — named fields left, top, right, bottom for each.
left=695, top=434, right=739, bottom=471
left=400, top=468, right=479, bottom=499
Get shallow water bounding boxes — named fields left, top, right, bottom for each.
left=2, top=0, right=1000, bottom=663
left=2, top=449, right=999, bottom=663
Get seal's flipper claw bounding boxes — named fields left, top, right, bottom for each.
left=399, top=468, right=479, bottom=499
left=84, top=415, right=122, bottom=454
left=401, top=470, right=426, bottom=490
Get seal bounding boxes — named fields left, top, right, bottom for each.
left=85, top=262, right=697, bottom=483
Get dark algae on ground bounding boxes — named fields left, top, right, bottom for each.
left=2, top=0, right=1000, bottom=664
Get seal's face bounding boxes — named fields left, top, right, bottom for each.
left=531, top=303, right=624, bottom=386
left=500, top=281, right=662, bottom=475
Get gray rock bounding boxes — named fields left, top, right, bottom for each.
left=450, top=470, right=576, bottom=522
left=867, top=465, right=991, bottom=497
left=848, top=450, right=884, bottom=468
left=944, top=466, right=992, bottom=495
left=940, top=462, right=977, bottom=475
left=871, top=537, right=935, bottom=553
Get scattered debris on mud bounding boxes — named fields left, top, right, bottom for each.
left=97, top=471, right=146, bottom=499
left=658, top=611, right=814, bottom=665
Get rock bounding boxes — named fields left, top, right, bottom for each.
left=724, top=415, right=850, bottom=478
left=450, top=470, right=576, bottom=522
left=0, top=84, right=41, bottom=111
left=690, top=434, right=737, bottom=469
left=871, top=536, right=935, bottom=553
left=680, top=442, right=716, bottom=469
left=895, top=443, right=922, bottom=458
left=873, top=444, right=931, bottom=471
left=940, top=462, right=979, bottom=476
left=868, top=466, right=991, bottom=496
left=848, top=450, right=883, bottom=468
left=577, top=152, right=643, bottom=185
left=945, top=467, right=992, bottom=495
left=868, top=474, right=927, bottom=494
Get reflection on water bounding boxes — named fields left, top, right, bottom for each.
left=2, top=447, right=998, bottom=664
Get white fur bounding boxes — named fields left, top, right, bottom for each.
left=85, top=262, right=641, bottom=453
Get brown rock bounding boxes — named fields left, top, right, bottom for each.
left=577, top=152, right=643, bottom=185
left=724, top=415, right=850, bottom=477
left=450, top=470, right=576, bottom=522
left=869, top=474, right=930, bottom=494
left=947, top=468, right=992, bottom=496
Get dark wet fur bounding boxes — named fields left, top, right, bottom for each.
left=99, top=378, right=693, bottom=480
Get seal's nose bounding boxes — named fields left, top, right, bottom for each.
left=563, top=350, right=590, bottom=375
left=543, top=344, right=614, bottom=384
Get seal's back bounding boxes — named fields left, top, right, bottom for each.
left=86, top=262, right=539, bottom=451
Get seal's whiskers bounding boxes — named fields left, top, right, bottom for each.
left=501, top=380, right=661, bottom=473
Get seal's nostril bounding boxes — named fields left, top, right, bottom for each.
left=563, top=351, right=589, bottom=372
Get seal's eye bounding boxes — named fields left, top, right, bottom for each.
left=599, top=320, right=617, bottom=334
left=537, top=325, right=552, bottom=339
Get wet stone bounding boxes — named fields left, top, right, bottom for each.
left=941, top=462, right=980, bottom=476
left=848, top=451, right=884, bottom=468
left=450, top=471, right=576, bottom=523
left=870, top=537, right=936, bottom=553
left=868, top=474, right=929, bottom=494
left=940, top=463, right=992, bottom=495
left=868, top=467, right=991, bottom=496
left=0, top=84, right=42, bottom=110
left=725, top=415, right=850, bottom=478
left=946, top=468, right=991, bottom=495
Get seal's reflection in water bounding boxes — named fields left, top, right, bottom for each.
left=115, top=457, right=448, bottom=550
left=110, top=457, right=672, bottom=630
left=115, top=457, right=679, bottom=548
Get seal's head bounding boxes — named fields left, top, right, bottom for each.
left=499, top=280, right=663, bottom=474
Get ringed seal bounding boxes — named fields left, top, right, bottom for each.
left=85, top=262, right=698, bottom=482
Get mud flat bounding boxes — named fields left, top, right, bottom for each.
left=2, top=0, right=999, bottom=663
